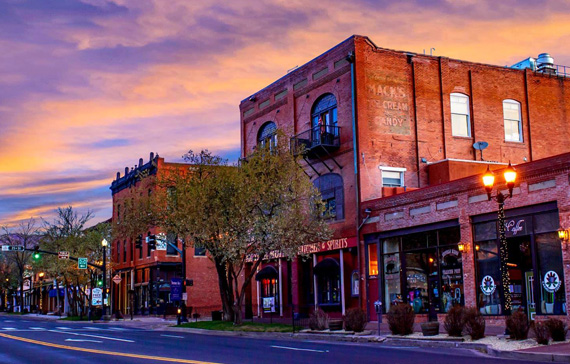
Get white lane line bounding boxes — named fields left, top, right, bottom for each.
left=55, top=327, right=72, bottom=330
left=107, top=327, right=126, bottom=331
left=271, top=345, right=328, bottom=353
left=48, top=330, right=135, bottom=343
left=65, top=338, right=103, bottom=343
left=161, top=334, right=184, bottom=339
left=29, top=327, right=45, bottom=330
left=2, top=328, right=16, bottom=330
left=4, top=320, right=14, bottom=323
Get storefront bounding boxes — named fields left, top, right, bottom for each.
left=473, top=202, right=567, bottom=319
left=250, top=237, right=359, bottom=319
left=365, top=221, right=464, bottom=319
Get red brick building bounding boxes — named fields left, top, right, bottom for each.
left=239, top=35, right=570, bottom=322
left=110, top=153, right=221, bottom=318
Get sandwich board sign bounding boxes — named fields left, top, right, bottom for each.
left=92, top=288, right=103, bottom=306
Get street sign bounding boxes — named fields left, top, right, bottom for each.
left=78, top=258, right=88, bottom=269
left=58, top=251, right=69, bottom=259
left=112, top=275, right=122, bottom=285
left=92, top=287, right=102, bottom=305
left=156, top=233, right=167, bottom=251
left=1, top=245, right=24, bottom=252
left=171, top=278, right=182, bottom=301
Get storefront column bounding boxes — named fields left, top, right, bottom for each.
left=313, top=254, right=318, bottom=309
left=340, top=249, right=345, bottom=315
left=278, top=258, right=283, bottom=317
left=256, top=267, right=261, bottom=317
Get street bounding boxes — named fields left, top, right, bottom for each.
left=0, top=315, right=552, bottom=364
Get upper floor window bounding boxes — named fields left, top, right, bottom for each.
left=313, top=173, right=344, bottom=221
left=311, top=93, right=338, bottom=138
left=503, top=99, right=522, bottom=142
left=167, top=232, right=178, bottom=256
left=257, top=121, right=277, bottom=150
left=116, top=204, right=120, bottom=224
left=450, top=93, right=470, bottom=137
left=117, top=240, right=121, bottom=262
left=194, top=245, right=206, bottom=257
left=123, top=239, right=127, bottom=263
left=380, top=166, right=406, bottom=187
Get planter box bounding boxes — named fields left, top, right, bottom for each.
left=421, top=321, right=440, bottom=336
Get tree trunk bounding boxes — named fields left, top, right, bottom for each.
left=214, top=257, right=233, bottom=321
left=19, top=277, right=24, bottom=314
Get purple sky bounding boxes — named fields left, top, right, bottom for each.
left=1, top=0, right=570, bottom=228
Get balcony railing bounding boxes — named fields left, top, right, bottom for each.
left=290, top=125, right=341, bottom=157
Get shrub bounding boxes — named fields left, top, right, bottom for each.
left=506, top=311, right=529, bottom=340
left=444, top=305, right=465, bottom=337
left=464, top=307, right=486, bottom=340
left=533, top=321, right=550, bottom=345
left=387, top=303, right=415, bottom=335
left=309, top=308, right=329, bottom=331
left=545, top=318, right=568, bottom=342
left=344, top=308, right=368, bottom=332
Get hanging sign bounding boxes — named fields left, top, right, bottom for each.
left=542, top=271, right=561, bottom=293
left=112, top=275, right=122, bottom=285
left=480, top=275, right=497, bottom=296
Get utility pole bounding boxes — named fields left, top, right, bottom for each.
left=102, top=239, right=108, bottom=317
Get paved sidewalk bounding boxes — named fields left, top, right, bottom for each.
left=517, top=341, right=570, bottom=354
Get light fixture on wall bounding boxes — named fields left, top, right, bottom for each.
left=558, top=228, right=569, bottom=249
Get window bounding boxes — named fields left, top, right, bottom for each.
left=536, top=233, right=566, bottom=315
left=351, top=271, right=359, bottom=296
left=313, top=173, right=344, bottom=221
left=311, top=93, right=338, bottom=142
left=368, top=244, right=378, bottom=276
left=318, top=273, right=340, bottom=304
left=166, top=232, right=178, bottom=256
left=131, top=240, right=134, bottom=262
left=450, top=93, right=470, bottom=137
left=194, top=245, right=206, bottom=257
left=257, top=121, right=277, bottom=150
left=117, top=204, right=120, bottom=224
left=147, top=232, right=151, bottom=257
left=117, top=241, right=121, bottom=263
left=123, top=239, right=127, bottom=263
left=380, top=167, right=406, bottom=187
left=503, top=100, right=522, bottom=142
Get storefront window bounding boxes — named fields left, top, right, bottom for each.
left=476, top=240, right=502, bottom=315
left=536, top=233, right=566, bottom=315
left=405, top=252, right=432, bottom=313
left=383, top=253, right=401, bottom=307
left=318, top=273, right=340, bottom=304
left=368, top=244, right=378, bottom=276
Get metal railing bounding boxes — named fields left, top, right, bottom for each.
left=291, top=311, right=311, bottom=332
left=290, top=125, right=341, bottom=155
left=536, top=64, right=570, bottom=78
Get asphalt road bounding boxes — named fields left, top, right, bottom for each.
left=0, top=315, right=550, bottom=364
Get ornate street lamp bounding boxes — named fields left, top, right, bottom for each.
left=101, top=238, right=108, bottom=317
left=482, top=162, right=517, bottom=315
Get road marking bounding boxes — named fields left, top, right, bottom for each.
left=0, top=332, right=220, bottom=363
left=3, top=328, right=16, bottom=330
left=161, top=334, right=184, bottom=339
left=271, top=345, right=328, bottom=353
left=30, top=327, right=45, bottom=330
left=55, top=327, right=72, bottom=330
left=65, top=339, right=103, bottom=343
left=4, top=320, right=14, bottom=323
left=49, top=330, right=135, bottom=343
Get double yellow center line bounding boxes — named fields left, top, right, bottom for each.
left=0, top=332, right=221, bottom=364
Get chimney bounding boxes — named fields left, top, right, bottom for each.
left=139, top=158, right=143, bottom=167
left=116, top=172, right=120, bottom=180
left=125, top=167, right=129, bottom=175
left=150, top=152, right=154, bottom=161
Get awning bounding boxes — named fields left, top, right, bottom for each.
left=314, top=258, right=340, bottom=275
left=255, top=265, right=278, bottom=281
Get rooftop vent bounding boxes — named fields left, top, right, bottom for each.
left=536, top=53, right=556, bottom=74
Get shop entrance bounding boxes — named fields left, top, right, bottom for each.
left=506, top=236, right=534, bottom=317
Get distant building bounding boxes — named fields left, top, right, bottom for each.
left=240, top=35, right=569, bottom=323
left=110, top=153, right=221, bottom=318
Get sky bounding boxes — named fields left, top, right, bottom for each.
left=1, top=0, right=570, bottom=229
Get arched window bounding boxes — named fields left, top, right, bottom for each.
left=450, top=93, right=470, bottom=137
left=257, top=121, right=277, bottom=150
left=313, top=173, right=344, bottom=220
left=503, top=99, right=522, bottom=142
left=311, top=94, right=338, bottom=139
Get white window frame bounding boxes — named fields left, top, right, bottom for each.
left=503, top=99, right=523, bottom=142
left=379, top=166, right=406, bottom=187
left=450, top=93, right=471, bottom=137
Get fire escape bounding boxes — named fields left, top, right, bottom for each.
left=290, top=125, right=342, bottom=177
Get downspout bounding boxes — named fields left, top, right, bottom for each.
left=348, top=51, right=363, bottom=310
left=408, top=54, right=421, bottom=188
left=438, top=58, right=447, bottom=159
left=524, top=70, right=533, bottom=161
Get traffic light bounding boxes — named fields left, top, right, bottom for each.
left=147, top=235, right=156, bottom=250
left=97, top=275, right=103, bottom=287
left=135, top=235, right=143, bottom=249
left=32, top=246, right=41, bottom=261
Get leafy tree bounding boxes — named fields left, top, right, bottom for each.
left=0, top=218, right=41, bottom=313
left=150, top=135, right=332, bottom=324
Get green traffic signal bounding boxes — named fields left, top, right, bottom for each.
left=97, top=280, right=103, bottom=287
left=33, top=252, right=41, bottom=260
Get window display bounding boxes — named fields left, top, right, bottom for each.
left=536, top=232, right=566, bottom=315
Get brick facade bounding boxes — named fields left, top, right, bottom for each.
left=110, top=154, right=221, bottom=317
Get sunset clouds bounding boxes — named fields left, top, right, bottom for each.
left=2, top=0, right=570, bottom=227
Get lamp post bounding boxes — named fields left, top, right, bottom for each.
left=482, top=162, right=517, bottom=315
left=101, top=239, right=108, bottom=317
left=38, top=272, right=44, bottom=314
